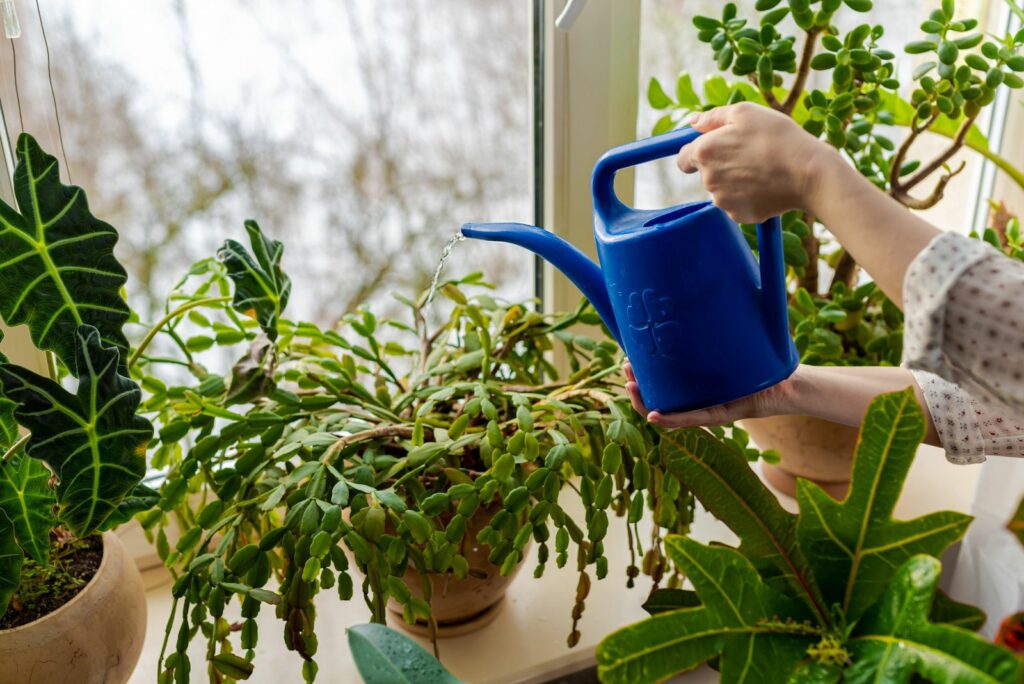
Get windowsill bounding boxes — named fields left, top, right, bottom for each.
left=126, top=443, right=977, bottom=684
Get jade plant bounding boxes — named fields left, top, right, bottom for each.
left=0, top=134, right=157, bottom=624
left=648, top=0, right=1024, bottom=365
left=130, top=220, right=781, bottom=681
left=595, top=388, right=1022, bottom=683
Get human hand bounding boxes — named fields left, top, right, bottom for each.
left=623, top=361, right=801, bottom=429
left=677, top=103, right=841, bottom=223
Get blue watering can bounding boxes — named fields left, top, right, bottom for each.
left=462, top=127, right=798, bottom=413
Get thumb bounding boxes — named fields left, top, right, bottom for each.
left=689, top=105, right=733, bottom=133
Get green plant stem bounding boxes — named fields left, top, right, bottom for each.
left=128, top=296, right=231, bottom=370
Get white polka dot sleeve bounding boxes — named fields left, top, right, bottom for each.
left=903, top=231, right=1024, bottom=461
left=910, top=369, right=1024, bottom=464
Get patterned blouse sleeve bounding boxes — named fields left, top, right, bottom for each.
left=903, top=231, right=1024, bottom=419
left=909, top=369, right=1024, bottom=464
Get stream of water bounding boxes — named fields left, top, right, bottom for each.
left=425, top=232, right=466, bottom=305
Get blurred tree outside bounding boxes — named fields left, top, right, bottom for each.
left=0, top=0, right=533, bottom=328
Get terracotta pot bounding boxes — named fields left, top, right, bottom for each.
left=741, top=415, right=859, bottom=499
left=0, top=532, right=147, bottom=684
left=387, top=502, right=528, bottom=637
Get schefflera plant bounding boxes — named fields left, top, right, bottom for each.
left=596, top=389, right=1023, bottom=683
left=0, top=134, right=156, bottom=620
left=136, top=233, right=764, bottom=682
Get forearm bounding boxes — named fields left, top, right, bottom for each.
left=806, top=151, right=941, bottom=308
left=782, top=365, right=940, bottom=445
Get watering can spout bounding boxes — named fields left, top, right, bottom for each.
left=460, top=222, right=621, bottom=345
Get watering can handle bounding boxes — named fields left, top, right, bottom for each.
left=591, top=126, right=702, bottom=221
left=592, top=127, right=791, bottom=358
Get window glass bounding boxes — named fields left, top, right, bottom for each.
left=0, top=0, right=533, bottom=322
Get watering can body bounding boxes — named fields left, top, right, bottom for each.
left=462, top=127, right=798, bottom=413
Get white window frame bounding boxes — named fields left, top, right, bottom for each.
left=535, top=0, right=642, bottom=316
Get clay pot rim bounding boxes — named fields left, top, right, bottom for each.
left=0, top=531, right=112, bottom=635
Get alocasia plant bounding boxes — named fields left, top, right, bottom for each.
left=0, top=133, right=154, bottom=620
left=596, top=388, right=1022, bottom=683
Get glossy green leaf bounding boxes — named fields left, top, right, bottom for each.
left=660, top=428, right=828, bottom=623
left=0, top=510, right=23, bottom=618
left=929, top=589, right=986, bottom=632
left=597, top=536, right=814, bottom=684
left=641, top=587, right=701, bottom=615
left=0, top=134, right=131, bottom=370
left=847, top=555, right=1021, bottom=683
left=796, top=388, right=971, bottom=620
left=347, top=623, right=462, bottom=684
left=0, top=325, right=153, bottom=536
left=0, top=453, right=55, bottom=563
left=218, top=220, right=291, bottom=340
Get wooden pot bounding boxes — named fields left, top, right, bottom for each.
left=387, top=502, right=528, bottom=637
left=0, top=531, right=147, bottom=684
left=741, top=415, right=859, bottom=499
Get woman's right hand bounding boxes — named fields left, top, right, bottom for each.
left=678, top=102, right=842, bottom=224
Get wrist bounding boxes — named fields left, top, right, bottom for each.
left=799, top=141, right=848, bottom=220
left=774, top=364, right=824, bottom=417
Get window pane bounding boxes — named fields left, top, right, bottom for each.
left=2, top=0, right=533, bottom=321
left=636, top=0, right=1000, bottom=234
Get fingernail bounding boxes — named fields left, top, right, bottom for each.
left=687, top=113, right=700, bottom=125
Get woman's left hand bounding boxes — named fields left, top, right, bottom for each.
left=623, top=361, right=799, bottom=428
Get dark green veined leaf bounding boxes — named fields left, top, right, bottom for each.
left=0, top=325, right=153, bottom=536
left=0, top=352, right=17, bottom=450
left=218, top=220, right=291, bottom=340
left=597, top=536, right=814, bottom=684
left=0, top=133, right=130, bottom=371
left=661, top=428, right=828, bottom=623
left=0, top=398, right=16, bottom=450
left=1010, top=494, right=1023, bottom=546
left=796, top=389, right=971, bottom=621
left=0, top=453, right=55, bottom=563
left=929, top=589, right=986, bottom=632
left=847, top=555, right=1021, bottom=683
left=347, top=623, right=462, bottom=684
left=0, top=510, right=23, bottom=618
left=96, top=482, right=159, bottom=532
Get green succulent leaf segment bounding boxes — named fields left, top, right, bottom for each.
left=218, top=219, right=291, bottom=340
left=0, top=325, right=152, bottom=537
left=597, top=390, right=1021, bottom=683
left=348, top=623, right=462, bottom=684
left=0, top=454, right=56, bottom=564
left=0, top=133, right=131, bottom=370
